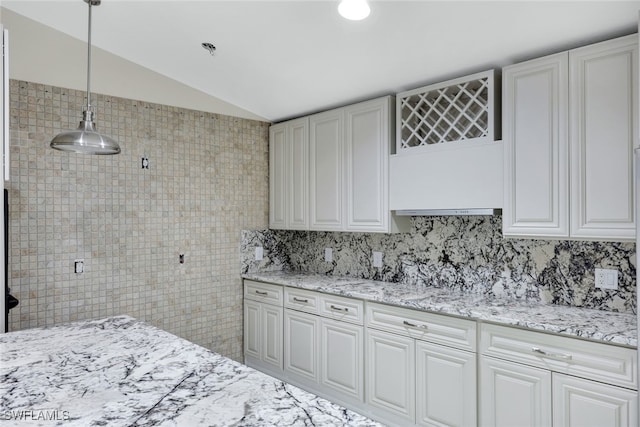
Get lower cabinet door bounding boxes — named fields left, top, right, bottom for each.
left=480, top=356, right=552, bottom=427
left=261, top=303, right=283, bottom=371
left=366, top=328, right=415, bottom=422
left=284, top=309, right=319, bottom=383
left=553, top=373, right=638, bottom=427
left=320, top=318, right=363, bottom=402
left=244, top=300, right=261, bottom=361
left=416, top=341, right=476, bottom=427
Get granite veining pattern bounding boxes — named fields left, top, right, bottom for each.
left=0, top=316, right=381, bottom=427
left=241, top=216, right=636, bottom=313
left=243, top=271, right=637, bottom=347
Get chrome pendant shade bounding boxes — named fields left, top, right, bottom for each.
left=50, top=0, right=120, bottom=155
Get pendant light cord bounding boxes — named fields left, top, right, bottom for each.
left=86, top=0, right=93, bottom=111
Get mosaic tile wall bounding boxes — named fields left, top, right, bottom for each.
left=8, top=80, right=269, bottom=361
left=242, top=216, right=636, bottom=313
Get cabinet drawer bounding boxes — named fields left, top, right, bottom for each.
left=366, top=302, right=476, bottom=352
left=319, top=294, right=364, bottom=325
left=244, top=280, right=283, bottom=305
left=481, top=323, right=637, bottom=390
left=284, top=287, right=320, bottom=314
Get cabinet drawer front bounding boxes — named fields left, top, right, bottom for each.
left=244, top=280, right=283, bottom=305
left=481, top=323, right=637, bottom=390
left=319, top=294, right=364, bottom=325
left=284, top=288, right=320, bottom=314
left=366, top=302, right=476, bottom=352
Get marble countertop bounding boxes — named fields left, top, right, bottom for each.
left=0, top=316, right=381, bottom=427
left=243, top=271, right=638, bottom=347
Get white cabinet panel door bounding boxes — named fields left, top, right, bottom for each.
left=553, top=373, right=638, bottom=427
left=261, top=303, right=283, bottom=370
left=569, top=35, right=637, bottom=240
left=310, top=109, right=344, bottom=230
left=480, top=356, right=552, bottom=427
left=284, top=310, right=319, bottom=383
left=503, top=52, right=569, bottom=238
left=366, top=329, right=415, bottom=422
left=288, top=118, right=309, bottom=229
left=320, top=318, right=363, bottom=402
left=416, top=341, right=476, bottom=427
left=244, top=300, right=261, bottom=361
left=269, top=124, right=287, bottom=229
left=344, top=98, right=389, bottom=232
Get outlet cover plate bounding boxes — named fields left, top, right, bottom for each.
left=373, top=251, right=383, bottom=268
left=255, top=246, right=263, bottom=261
left=595, top=268, right=618, bottom=290
left=324, top=248, right=333, bottom=263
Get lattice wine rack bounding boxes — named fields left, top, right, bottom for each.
left=396, top=70, right=498, bottom=152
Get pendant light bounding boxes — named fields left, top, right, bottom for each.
left=338, top=0, right=370, bottom=21
left=50, top=0, right=120, bottom=155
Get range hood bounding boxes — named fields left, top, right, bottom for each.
left=395, top=208, right=502, bottom=216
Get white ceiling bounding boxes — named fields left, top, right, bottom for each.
left=3, top=1, right=640, bottom=122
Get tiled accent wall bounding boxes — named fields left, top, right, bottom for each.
left=242, top=216, right=636, bottom=313
left=9, top=80, right=269, bottom=361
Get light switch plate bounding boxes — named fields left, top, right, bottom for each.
left=595, top=268, right=618, bottom=290
left=324, top=248, right=333, bottom=263
left=372, top=251, right=383, bottom=268
left=254, top=246, right=263, bottom=261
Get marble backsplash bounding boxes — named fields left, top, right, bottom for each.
left=241, top=216, right=636, bottom=313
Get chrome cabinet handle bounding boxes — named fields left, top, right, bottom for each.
left=255, top=290, right=268, bottom=296
left=330, top=305, right=349, bottom=312
left=403, top=320, right=427, bottom=330
left=531, top=347, right=572, bottom=360
left=293, top=297, right=309, bottom=303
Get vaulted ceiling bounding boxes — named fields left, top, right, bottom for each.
left=3, top=1, right=640, bottom=122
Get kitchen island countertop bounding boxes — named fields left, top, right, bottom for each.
left=0, top=316, right=382, bottom=427
left=242, top=271, right=637, bottom=347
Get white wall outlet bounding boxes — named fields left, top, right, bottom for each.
left=324, top=248, right=333, bottom=263
left=595, top=268, right=618, bottom=290
left=254, top=246, right=264, bottom=261
left=372, top=251, right=383, bottom=268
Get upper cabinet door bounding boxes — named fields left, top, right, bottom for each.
left=344, top=97, right=391, bottom=232
left=502, top=52, right=569, bottom=238
left=310, top=109, right=344, bottom=230
left=287, top=117, right=309, bottom=230
left=269, top=123, right=287, bottom=229
left=570, top=35, right=637, bottom=241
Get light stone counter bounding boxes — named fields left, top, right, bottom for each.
left=242, top=271, right=637, bottom=347
left=0, top=316, right=382, bottom=426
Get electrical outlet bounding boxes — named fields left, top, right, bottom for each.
left=74, top=259, right=84, bottom=274
left=372, top=251, right=383, bottom=268
left=255, top=246, right=264, bottom=261
left=324, top=248, right=333, bottom=263
left=595, top=268, right=618, bottom=290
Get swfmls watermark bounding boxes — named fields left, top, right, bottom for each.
left=1, top=409, right=70, bottom=422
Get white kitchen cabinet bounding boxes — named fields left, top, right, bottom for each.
left=553, top=373, right=638, bottom=427
left=310, top=109, right=344, bottom=230
left=503, top=52, right=569, bottom=237
left=365, top=302, right=477, bottom=426
left=269, top=117, right=309, bottom=230
left=366, top=328, right=416, bottom=422
left=503, top=34, right=637, bottom=241
left=480, top=356, right=552, bottom=427
left=284, top=309, right=319, bottom=384
left=282, top=287, right=365, bottom=409
left=416, top=341, right=476, bottom=427
left=272, top=96, right=408, bottom=233
left=320, top=317, right=363, bottom=402
left=569, top=36, right=637, bottom=240
left=479, top=323, right=637, bottom=427
left=344, top=98, right=398, bottom=232
left=243, top=281, right=284, bottom=376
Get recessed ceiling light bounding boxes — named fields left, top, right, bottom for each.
left=338, top=0, right=370, bottom=21
left=201, top=42, right=216, bottom=56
